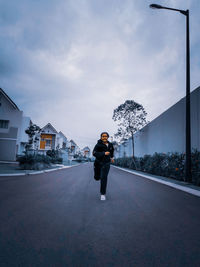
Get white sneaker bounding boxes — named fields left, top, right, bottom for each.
left=101, top=195, right=106, bottom=201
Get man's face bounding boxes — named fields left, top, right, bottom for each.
left=101, top=134, right=108, bottom=142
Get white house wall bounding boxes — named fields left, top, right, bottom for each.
left=0, top=93, right=23, bottom=161
left=40, top=124, right=58, bottom=151
left=17, top=116, right=31, bottom=155
left=58, top=132, right=68, bottom=149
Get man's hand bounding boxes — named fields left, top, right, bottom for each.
left=111, top=158, right=114, bottom=163
left=105, top=151, right=110, bottom=155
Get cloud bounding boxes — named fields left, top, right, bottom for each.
left=0, top=0, right=199, bottom=151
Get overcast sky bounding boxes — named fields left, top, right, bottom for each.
left=1, top=0, right=200, bottom=151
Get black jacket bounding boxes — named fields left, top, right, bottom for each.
left=93, top=139, right=114, bottom=164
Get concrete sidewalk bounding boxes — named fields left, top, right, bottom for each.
left=113, top=165, right=200, bottom=197
left=0, top=162, right=80, bottom=177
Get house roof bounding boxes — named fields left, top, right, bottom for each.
left=0, top=88, right=20, bottom=110
left=59, top=131, right=67, bottom=139
left=83, top=146, right=90, bottom=151
left=70, top=139, right=77, bottom=145
left=41, top=123, right=58, bottom=134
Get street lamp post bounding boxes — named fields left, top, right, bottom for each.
left=150, top=4, right=192, bottom=183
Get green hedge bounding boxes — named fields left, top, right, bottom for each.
left=17, top=154, right=51, bottom=170
left=46, top=149, right=63, bottom=164
left=113, top=149, right=200, bottom=186
left=17, top=153, right=62, bottom=170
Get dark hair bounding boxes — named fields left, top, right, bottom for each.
left=100, top=132, right=109, bottom=138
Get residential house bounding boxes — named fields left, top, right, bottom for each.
left=68, top=139, right=79, bottom=159
left=0, top=88, right=31, bottom=161
left=82, top=146, right=91, bottom=158
left=58, top=131, right=68, bottom=149
left=58, top=131, right=69, bottom=163
left=39, top=123, right=59, bottom=153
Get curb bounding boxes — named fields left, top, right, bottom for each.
left=0, top=173, right=26, bottom=177
left=113, top=166, right=200, bottom=198
left=0, top=164, right=81, bottom=177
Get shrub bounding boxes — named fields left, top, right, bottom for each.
left=46, top=149, right=63, bottom=164
left=113, top=150, right=200, bottom=186
left=17, top=154, right=52, bottom=170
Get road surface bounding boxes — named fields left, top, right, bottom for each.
left=0, top=163, right=200, bottom=266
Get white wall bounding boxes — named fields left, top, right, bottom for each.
left=0, top=95, right=23, bottom=134
left=17, top=116, right=31, bottom=155
left=116, top=86, right=200, bottom=158
left=0, top=93, right=23, bottom=160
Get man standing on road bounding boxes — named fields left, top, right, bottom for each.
left=92, top=132, right=114, bottom=201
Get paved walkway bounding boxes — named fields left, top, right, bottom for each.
left=0, top=162, right=80, bottom=176
left=113, top=166, right=200, bottom=197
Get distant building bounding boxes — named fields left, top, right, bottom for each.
left=69, top=139, right=78, bottom=155
left=38, top=123, right=70, bottom=152
left=37, top=123, right=78, bottom=163
left=37, top=124, right=82, bottom=163
left=58, top=131, right=69, bottom=163
left=39, top=123, right=58, bottom=152
left=82, top=146, right=91, bottom=158
left=0, top=88, right=31, bottom=161
left=58, top=131, right=68, bottom=149
left=0, top=88, right=84, bottom=163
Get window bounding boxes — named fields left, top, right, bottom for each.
left=63, top=142, right=66, bottom=148
left=0, top=120, right=9, bottom=129
left=45, top=139, right=51, bottom=147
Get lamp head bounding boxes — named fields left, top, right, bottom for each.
left=149, top=4, right=163, bottom=9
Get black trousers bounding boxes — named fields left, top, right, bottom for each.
left=100, top=162, right=110, bottom=195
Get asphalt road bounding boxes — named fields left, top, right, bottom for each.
left=0, top=163, right=200, bottom=267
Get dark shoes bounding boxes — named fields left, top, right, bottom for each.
left=94, top=176, right=101, bottom=181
